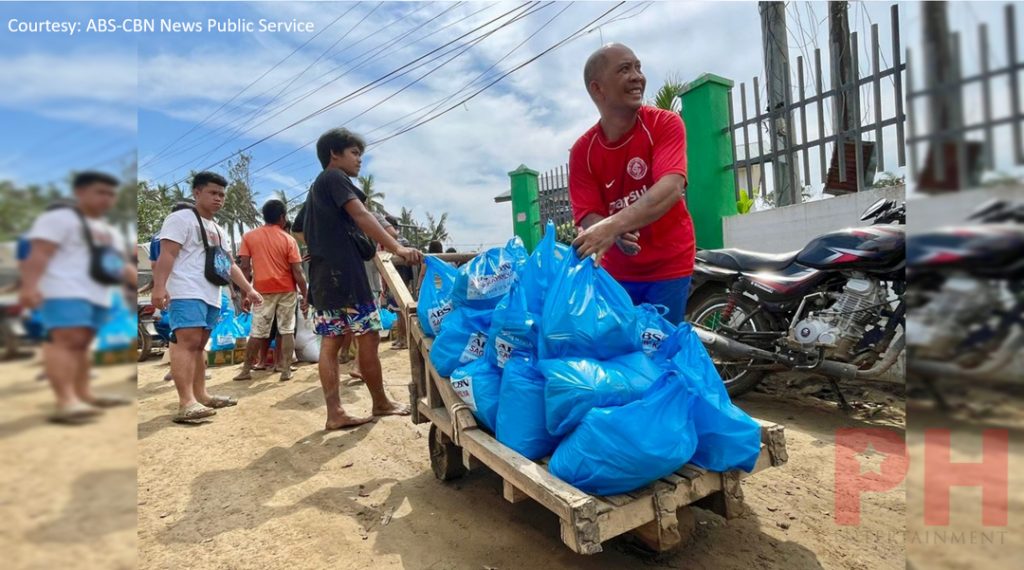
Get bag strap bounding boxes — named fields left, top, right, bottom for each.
left=68, top=207, right=98, bottom=250
left=191, top=208, right=212, bottom=249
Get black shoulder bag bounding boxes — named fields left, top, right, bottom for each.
left=348, top=223, right=376, bottom=261
left=69, top=207, right=125, bottom=285
left=192, top=209, right=232, bottom=286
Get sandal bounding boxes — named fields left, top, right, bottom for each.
left=202, top=395, right=238, bottom=409
left=49, top=402, right=102, bottom=424
left=173, top=402, right=216, bottom=423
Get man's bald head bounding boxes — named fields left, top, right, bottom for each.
left=584, top=43, right=633, bottom=92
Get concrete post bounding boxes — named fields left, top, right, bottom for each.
left=508, top=164, right=542, bottom=253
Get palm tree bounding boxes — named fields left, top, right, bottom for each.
left=358, top=174, right=386, bottom=213
left=425, top=211, right=450, bottom=244
left=650, top=73, right=686, bottom=112
left=270, top=189, right=304, bottom=221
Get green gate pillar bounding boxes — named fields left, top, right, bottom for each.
left=680, top=73, right=737, bottom=250
left=508, top=164, right=542, bottom=253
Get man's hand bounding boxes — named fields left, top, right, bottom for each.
left=17, top=287, right=43, bottom=309
left=394, top=246, right=424, bottom=266
left=572, top=216, right=626, bottom=265
left=616, top=231, right=641, bottom=256
left=299, top=295, right=309, bottom=315
left=151, top=286, right=170, bottom=310
left=246, top=288, right=264, bottom=307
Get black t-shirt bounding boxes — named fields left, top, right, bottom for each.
left=303, top=169, right=372, bottom=310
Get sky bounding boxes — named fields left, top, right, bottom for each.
left=0, top=1, right=1019, bottom=248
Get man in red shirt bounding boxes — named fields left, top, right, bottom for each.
left=233, top=199, right=308, bottom=381
left=569, top=43, right=695, bottom=324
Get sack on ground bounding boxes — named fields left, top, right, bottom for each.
left=96, top=292, right=135, bottom=351
left=379, top=308, right=397, bottom=331
left=654, top=324, right=762, bottom=473
left=451, top=237, right=527, bottom=310
left=450, top=358, right=502, bottom=432
left=485, top=281, right=537, bottom=369
left=539, top=352, right=664, bottom=437
left=496, top=358, right=560, bottom=460
left=417, top=256, right=457, bottom=337
left=295, top=310, right=320, bottom=363
left=539, top=251, right=641, bottom=360
left=519, top=221, right=571, bottom=314
left=549, top=371, right=698, bottom=495
left=429, top=307, right=492, bottom=377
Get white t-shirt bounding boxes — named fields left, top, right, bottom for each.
left=158, top=209, right=228, bottom=308
left=26, top=208, right=125, bottom=308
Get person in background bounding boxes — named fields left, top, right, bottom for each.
left=19, top=171, right=136, bottom=423
left=568, top=43, right=695, bottom=325
left=151, top=171, right=263, bottom=423
left=302, top=127, right=422, bottom=430
left=428, top=240, right=444, bottom=254
left=233, top=199, right=307, bottom=382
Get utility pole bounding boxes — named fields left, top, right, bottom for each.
left=759, top=1, right=797, bottom=206
left=829, top=1, right=855, bottom=134
left=921, top=0, right=966, bottom=190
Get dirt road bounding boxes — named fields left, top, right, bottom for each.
left=132, top=348, right=908, bottom=570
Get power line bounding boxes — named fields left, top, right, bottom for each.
left=370, top=2, right=627, bottom=148
left=251, top=2, right=557, bottom=180
left=160, top=2, right=538, bottom=188
left=140, top=6, right=353, bottom=169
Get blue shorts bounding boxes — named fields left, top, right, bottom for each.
left=619, top=276, right=692, bottom=326
left=168, top=299, right=220, bottom=337
left=40, top=299, right=109, bottom=332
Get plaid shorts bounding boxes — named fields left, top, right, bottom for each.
left=312, top=302, right=382, bottom=338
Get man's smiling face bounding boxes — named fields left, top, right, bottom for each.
left=592, top=45, right=646, bottom=113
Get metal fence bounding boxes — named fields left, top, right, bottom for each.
left=906, top=3, right=1024, bottom=191
left=727, top=3, right=906, bottom=202
left=537, top=163, right=572, bottom=228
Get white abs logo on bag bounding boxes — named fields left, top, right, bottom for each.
left=460, top=332, right=487, bottom=363
left=627, top=157, right=648, bottom=180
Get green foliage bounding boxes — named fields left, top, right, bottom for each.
left=0, top=181, right=64, bottom=241
left=649, top=73, right=685, bottom=112
left=871, top=171, right=906, bottom=189
left=395, top=207, right=452, bottom=250
left=358, top=174, right=386, bottom=214
left=554, top=221, right=577, bottom=244
left=736, top=189, right=754, bottom=214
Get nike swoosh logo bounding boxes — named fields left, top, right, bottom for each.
left=604, top=180, right=615, bottom=188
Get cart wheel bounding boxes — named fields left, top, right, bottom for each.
left=428, top=424, right=467, bottom=481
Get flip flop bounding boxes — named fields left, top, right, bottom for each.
left=49, top=402, right=103, bottom=424
left=89, top=395, right=132, bottom=408
left=202, top=395, right=238, bottom=409
left=173, top=402, right=216, bottom=423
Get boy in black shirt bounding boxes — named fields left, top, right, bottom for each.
left=303, top=128, right=423, bottom=430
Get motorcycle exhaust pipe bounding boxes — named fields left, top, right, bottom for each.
left=694, top=328, right=905, bottom=383
left=909, top=328, right=1023, bottom=382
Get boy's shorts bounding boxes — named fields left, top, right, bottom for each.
left=312, top=302, right=382, bottom=338
left=40, top=298, right=108, bottom=332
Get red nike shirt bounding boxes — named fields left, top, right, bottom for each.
left=568, top=105, right=695, bottom=282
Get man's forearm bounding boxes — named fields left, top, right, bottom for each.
left=152, top=255, right=172, bottom=291
left=605, top=175, right=686, bottom=234
left=579, top=213, right=605, bottom=230
left=19, top=255, right=47, bottom=291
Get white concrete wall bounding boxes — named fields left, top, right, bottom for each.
left=905, top=185, right=1022, bottom=233
left=723, top=186, right=906, bottom=253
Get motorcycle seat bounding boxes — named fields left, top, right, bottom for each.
left=696, top=248, right=799, bottom=272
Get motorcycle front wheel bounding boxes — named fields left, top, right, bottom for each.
left=687, top=290, right=772, bottom=397
left=138, top=323, right=153, bottom=362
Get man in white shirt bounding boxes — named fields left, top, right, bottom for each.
left=151, top=171, right=263, bottom=423
left=19, top=171, right=137, bottom=423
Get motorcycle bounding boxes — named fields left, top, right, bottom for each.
left=137, top=296, right=167, bottom=362
left=905, top=199, right=1024, bottom=406
left=0, top=295, right=27, bottom=361
left=687, top=198, right=906, bottom=403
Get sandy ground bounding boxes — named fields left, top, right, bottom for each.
left=0, top=356, right=137, bottom=570
left=130, top=345, right=912, bottom=570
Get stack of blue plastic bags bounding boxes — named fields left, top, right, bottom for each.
left=419, top=222, right=763, bottom=496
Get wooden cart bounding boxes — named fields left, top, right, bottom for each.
left=375, top=253, right=789, bottom=554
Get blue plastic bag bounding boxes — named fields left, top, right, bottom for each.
left=449, top=358, right=502, bottom=432
left=417, top=256, right=457, bottom=337
left=429, top=307, right=492, bottom=377
left=539, top=352, right=664, bottom=437
left=496, top=358, right=561, bottom=459
left=379, top=308, right=397, bottom=330
left=210, top=298, right=241, bottom=350
left=485, top=281, right=537, bottom=369
left=519, top=221, right=572, bottom=314
left=654, top=324, right=762, bottom=473
left=539, top=250, right=641, bottom=360
left=96, top=293, right=136, bottom=351
left=452, top=237, right=527, bottom=310
left=549, top=371, right=698, bottom=495
left=636, top=304, right=676, bottom=356
left=236, top=312, right=252, bottom=337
